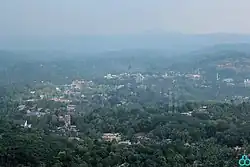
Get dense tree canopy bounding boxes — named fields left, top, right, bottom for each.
left=0, top=100, right=249, bottom=166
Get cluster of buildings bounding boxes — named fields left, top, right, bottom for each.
left=67, top=105, right=76, bottom=112
left=180, top=105, right=208, bottom=116
left=57, top=114, right=79, bottom=136
left=104, top=72, right=179, bottom=82
left=16, top=68, right=250, bottom=143
left=185, top=74, right=201, bottom=80
left=18, top=104, right=49, bottom=118
left=217, top=63, right=234, bottom=69
left=101, top=132, right=151, bottom=145
left=102, top=133, right=121, bottom=142
left=104, top=73, right=145, bottom=84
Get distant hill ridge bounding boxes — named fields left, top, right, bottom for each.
left=170, top=43, right=250, bottom=71
left=2, top=33, right=250, bottom=53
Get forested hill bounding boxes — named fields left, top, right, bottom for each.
left=0, top=100, right=250, bottom=166
left=170, top=43, right=250, bottom=72
left=0, top=50, right=172, bottom=85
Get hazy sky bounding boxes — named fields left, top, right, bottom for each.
left=1, top=0, right=250, bottom=37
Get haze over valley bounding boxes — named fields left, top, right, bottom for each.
left=1, top=1, right=250, bottom=167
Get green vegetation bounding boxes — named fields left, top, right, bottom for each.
left=2, top=44, right=250, bottom=166
left=0, top=100, right=250, bottom=166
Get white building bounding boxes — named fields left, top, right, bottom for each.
left=22, top=120, right=32, bottom=128
left=135, top=74, right=144, bottom=83
left=102, top=133, right=121, bottom=142
left=65, top=115, right=71, bottom=127
left=223, top=78, right=234, bottom=83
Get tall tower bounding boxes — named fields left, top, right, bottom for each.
left=216, top=73, right=220, bottom=81
left=168, top=89, right=173, bottom=113
left=172, top=79, right=178, bottom=113
left=215, top=73, right=221, bottom=99
left=167, top=79, right=182, bottom=113
left=65, top=115, right=71, bottom=128
left=173, top=92, right=178, bottom=113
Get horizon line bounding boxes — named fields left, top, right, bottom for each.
left=2, top=32, right=250, bottom=38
